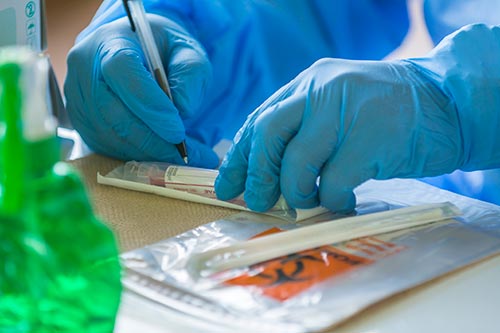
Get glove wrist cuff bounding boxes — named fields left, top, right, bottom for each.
left=408, top=24, right=500, bottom=171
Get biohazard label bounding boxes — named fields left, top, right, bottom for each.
left=225, top=227, right=405, bottom=302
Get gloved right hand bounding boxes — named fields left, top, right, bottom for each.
left=64, top=13, right=218, bottom=167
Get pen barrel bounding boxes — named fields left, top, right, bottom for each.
left=127, top=0, right=173, bottom=100
left=154, top=68, right=173, bottom=99
left=126, top=0, right=189, bottom=162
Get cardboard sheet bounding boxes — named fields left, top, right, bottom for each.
left=69, top=154, right=238, bottom=252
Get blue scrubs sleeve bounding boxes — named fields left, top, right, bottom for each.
left=423, top=0, right=500, bottom=44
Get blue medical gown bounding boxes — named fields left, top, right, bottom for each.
left=420, top=1, right=500, bottom=205
left=78, top=0, right=500, bottom=205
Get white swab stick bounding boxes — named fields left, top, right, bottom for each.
left=187, top=202, right=461, bottom=279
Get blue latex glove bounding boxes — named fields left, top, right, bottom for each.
left=64, top=0, right=409, bottom=166
left=64, top=13, right=219, bottom=167
left=215, top=24, right=500, bottom=213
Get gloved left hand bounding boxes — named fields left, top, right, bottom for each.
left=215, top=58, right=462, bottom=213
left=215, top=24, right=500, bottom=213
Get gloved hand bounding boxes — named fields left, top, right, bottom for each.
left=215, top=24, right=500, bottom=213
left=64, top=12, right=218, bottom=167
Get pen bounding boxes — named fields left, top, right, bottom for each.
left=122, top=0, right=188, bottom=164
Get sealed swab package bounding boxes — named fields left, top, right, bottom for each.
left=98, top=161, right=329, bottom=222
left=121, top=179, right=500, bottom=332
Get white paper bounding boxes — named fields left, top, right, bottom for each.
left=97, top=173, right=329, bottom=222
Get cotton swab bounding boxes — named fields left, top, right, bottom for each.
left=186, top=202, right=461, bottom=279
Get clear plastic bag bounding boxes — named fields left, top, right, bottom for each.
left=120, top=178, right=500, bottom=332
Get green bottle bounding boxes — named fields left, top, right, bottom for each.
left=0, top=48, right=122, bottom=332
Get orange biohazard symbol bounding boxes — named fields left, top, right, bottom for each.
left=225, top=227, right=378, bottom=302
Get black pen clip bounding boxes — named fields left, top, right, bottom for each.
left=122, top=0, right=136, bottom=32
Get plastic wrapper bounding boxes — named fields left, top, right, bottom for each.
left=97, top=161, right=329, bottom=222
left=120, top=178, right=500, bottom=332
